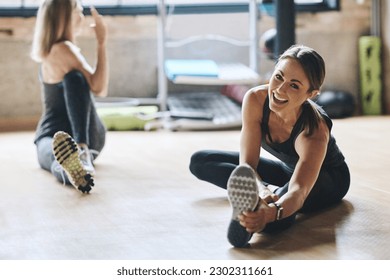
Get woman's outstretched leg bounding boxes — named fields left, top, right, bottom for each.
left=36, top=136, right=69, bottom=185
left=189, top=150, right=240, bottom=190
left=189, top=150, right=292, bottom=190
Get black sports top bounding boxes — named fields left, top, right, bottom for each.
left=261, top=96, right=345, bottom=172
left=34, top=79, right=72, bottom=144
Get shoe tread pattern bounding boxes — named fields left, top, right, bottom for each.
left=227, top=164, right=259, bottom=247
left=227, top=165, right=259, bottom=220
left=52, top=131, right=94, bottom=193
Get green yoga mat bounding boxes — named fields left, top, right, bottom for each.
left=97, top=106, right=158, bottom=131
left=359, top=36, right=382, bottom=115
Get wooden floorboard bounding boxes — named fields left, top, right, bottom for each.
left=0, top=116, right=389, bottom=260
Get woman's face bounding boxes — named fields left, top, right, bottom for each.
left=72, top=1, right=84, bottom=35
left=268, top=58, right=315, bottom=115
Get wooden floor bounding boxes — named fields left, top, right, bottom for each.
left=0, top=116, right=389, bottom=260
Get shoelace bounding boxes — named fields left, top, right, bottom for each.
left=53, top=164, right=67, bottom=186
left=79, top=148, right=99, bottom=161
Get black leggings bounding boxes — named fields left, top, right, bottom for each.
left=189, top=150, right=350, bottom=232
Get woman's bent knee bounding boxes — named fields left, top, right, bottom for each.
left=189, top=150, right=207, bottom=178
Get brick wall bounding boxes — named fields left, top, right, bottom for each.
left=1, top=0, right=386, bottom=125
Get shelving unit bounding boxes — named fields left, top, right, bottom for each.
left=156, top=0, right=260, bottom=130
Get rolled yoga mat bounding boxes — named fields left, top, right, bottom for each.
left=359, top=36, right=382, bottom=115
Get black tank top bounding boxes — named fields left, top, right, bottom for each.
left=261, top=96, right=345, bottom=171
left=34, top=79, right=72, bottom=144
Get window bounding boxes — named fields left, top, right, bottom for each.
left=0, top=0, right=340, bottom=17
left=295, top=0, right=340, bottom=12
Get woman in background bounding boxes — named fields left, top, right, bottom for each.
left=190, top=45, right=350, bottom=247
left=31, top=0, right=109, bottom=193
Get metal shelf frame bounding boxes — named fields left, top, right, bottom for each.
left=156, top=0, right=259, bottom=110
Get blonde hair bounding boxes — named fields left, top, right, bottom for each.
left=31, top=0, right=77, bottom=62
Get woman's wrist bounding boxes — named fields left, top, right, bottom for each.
left=267, top=202, right=283, bottom=223
left=268, top=202, right=283, bottom=222
left=266, top=203, right=278, bottom=223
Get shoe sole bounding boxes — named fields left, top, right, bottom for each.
left=52, top=131, right=94, bottom=193
left=227, top=164, right=259, bottom=247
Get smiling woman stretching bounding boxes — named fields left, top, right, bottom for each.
left=189, top=45, right=350, bottom=248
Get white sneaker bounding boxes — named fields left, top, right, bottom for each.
left=52, top=131, right=94, bottom=193
left=79, top=144, right=95, bottom=175
left=227, top=164, right=260, bottom=247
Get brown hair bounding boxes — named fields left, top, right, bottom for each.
left=278, top=45, right=326, bottom=136
left=31, top=0, right=76, bottom=62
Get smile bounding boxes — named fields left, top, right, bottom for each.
left=272, top=92, right=288, bottom=104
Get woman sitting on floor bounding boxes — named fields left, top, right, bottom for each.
left=190, top=45, right=350, bottom=247
left=31, top=0, right=109, bottom=193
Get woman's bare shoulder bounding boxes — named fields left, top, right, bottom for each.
left=52, top=40, right=79, bottom=51
left=299, top=116, right=330, bottom=146
left=50, top=41, right=80, bottom=59
left=244, top=84, right=268, bottom=102
left=242, top=84, right=268, bottom=120
left=250, top=84, right=268, bottom=93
